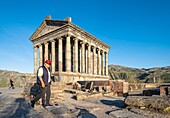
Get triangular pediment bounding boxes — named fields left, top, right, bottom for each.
left=30, top=20, right=68, bottom=41
left=36, top=24, right=58, bottom=38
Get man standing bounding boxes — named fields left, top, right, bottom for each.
left=29, top=60, right=53, bottom=108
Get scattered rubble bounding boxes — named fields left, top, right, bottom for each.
left=125, top=96, right=170, bottom=113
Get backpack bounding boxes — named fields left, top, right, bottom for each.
left=30, top=83, right=41, bottom=98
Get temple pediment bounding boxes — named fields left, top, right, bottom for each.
left=36, top=24, right=58, bottom=38
left=30, top=18, right=69, bottom=41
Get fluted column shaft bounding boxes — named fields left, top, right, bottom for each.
left=98, top=49, right=101, bottom=75
left=81, top=42, right=85, bottom=73
left=91, top=47, right=94, bottom=74
left=102, top=51, right=105, bottom=75
left=34, top=46, right=38, bottom=74
left=66, top=35, right=71, bottom=72
left=58, top=38, right=63, bottom=73
left=93, top=47, right=97, bottom=75
left=51, top=40, right=56, bottom=74
left=74, top=38, right=78, bottom=73
left=87, top=44, right=91, bottom=74
left=39, top=44, right=43, bottom=66
left=44, top=42, right=49, bottom=60
left=105, top=52, right=108, bottom=76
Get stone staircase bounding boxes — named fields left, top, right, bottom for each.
left=50, top=82, right=73, bottom=104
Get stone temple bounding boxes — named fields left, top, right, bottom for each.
left=30, top=16, right=111, bottom=82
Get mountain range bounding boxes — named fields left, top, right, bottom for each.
left=0, top=65, right=170, bottom=87
left=108, top=65, right=170, bottom=83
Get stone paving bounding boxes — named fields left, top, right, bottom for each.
left=0, top=87, right=169, bottom=118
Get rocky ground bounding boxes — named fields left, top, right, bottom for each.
left=0, top=87, right=169, bottom=118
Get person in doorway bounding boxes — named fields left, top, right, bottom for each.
left=29, top=60, right=53, bottom=108
left=9, top=77, right=14, bottom=89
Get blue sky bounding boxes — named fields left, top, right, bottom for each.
left=0, top=0, right=170, bottom=73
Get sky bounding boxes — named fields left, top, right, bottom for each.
left=0, top=0, right=170, bottom=73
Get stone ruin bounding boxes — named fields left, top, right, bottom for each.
left=125, top=83, right=170, bottom=114
left=29, top=16, right=110, bottom=82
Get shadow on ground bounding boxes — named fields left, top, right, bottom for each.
left=100, top=99, right=126, bottom=108
left=128, top=93, right=144, bottom=96
left=77, top=109, right=97, bottom=118
left=3, top=98, right=41, bottom=118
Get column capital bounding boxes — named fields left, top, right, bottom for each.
left=58, top=37, right=63, bottom=40
left=73, top=37, right=78, bottom=41
left=51, top=39, right=56, bottom=42
left=33, top=45, right=38, bottom=48
left=105, top=51, right=108, bottom=54
left=38, top=43, right=43, bottom=47
left=91, top=45, right=94, bottom=49
left=91, top=46, right=96, bottom=50
left=63, top=34, right=71, bottom=38
left=80, top=40, right=85, bottom=44
left=44, top=41, right=48, bottom=45
left=96, top=48, right=100, bottom=51
left=86, top=43, right=91, bottom=47
left=101, top=50, right=104, bottom=53
left=38, top=44, right=42, bottom=46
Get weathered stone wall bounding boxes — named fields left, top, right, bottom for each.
left=129, top=83, right=158, bottom=91
left=125, top=96, right=170, bottom=113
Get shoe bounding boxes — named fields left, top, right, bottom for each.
left=28, top=101, right=35, bottom=108
left=42, top=104, right=46, bottom=108
left=42, top=105, right=46, bottom=109
left=45, top=104, right=53, bottom=106
left=54, top=103, right=58, bottom=106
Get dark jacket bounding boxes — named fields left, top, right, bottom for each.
left=37, top=66, right=49, bottom=86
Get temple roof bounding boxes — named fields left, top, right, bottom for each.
left=29, top=16, right=111, bottom=49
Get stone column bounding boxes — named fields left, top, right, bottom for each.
left=93, top=47, right=97, bottom=75
left=39, top=44, right=43, bottom=66
left=51, top=40, right=56, bottom=74
left=85, top=46, right=87, bottom=73
left=98, top=49, right=101, bottom=75
left=66, top=35, right=71, bottom=72
left=74, top=38, right=78, bottom=73
left=81, top=42, right=85, bottom=73
left=58, top=38, right=63, bottom=74
left=91, top=46, right=94, bottom=74
left=44, top=42, right=49, bottom=60
left=102, top=51, right=105, bottom=75
left=34, top=46, right=38, bottom=74
left=87, top=44, right=91, bottom=74
left=105, top=52, right=108, bottom=76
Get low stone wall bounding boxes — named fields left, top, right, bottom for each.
left=129, top=83, right=158, bottom=91
left=125, top=96, right=170, bottom=113
left=75, top=80, right=129, bottom=97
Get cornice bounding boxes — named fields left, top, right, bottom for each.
left=68, top=22, right=111, bottom=49
left=31, top=22, right=111, bottom=50
left=30, top=21, right=46, bottom=41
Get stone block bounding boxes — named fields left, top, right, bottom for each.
left=123, top=82, right=129, bottom=94
left=160, top=86, right=167, bottom=96
left=76, top=93, right=103, bottom=100
left=97, top=86, right=103, bottom=92
left=103, top=86, right=111, bottom=93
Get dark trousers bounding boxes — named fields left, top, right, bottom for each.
left=42, top=84, right=51, bottom=105
left=32, top=84, right=51, bottom=105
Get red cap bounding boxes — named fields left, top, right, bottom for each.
left=45, top=60, right=51, bottom=65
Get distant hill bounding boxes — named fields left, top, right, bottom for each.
left=1, top=65, right=170, bottom=87
left=0, top=69, right=34, bottom=87
left=108, top=65, right=170, bottom=83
